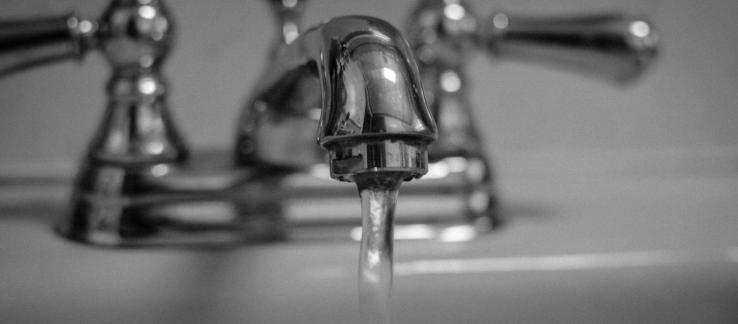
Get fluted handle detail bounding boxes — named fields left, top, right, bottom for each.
left=0, top=13, right=96, bottom=76
left=480, top=12, right=659, bottom=84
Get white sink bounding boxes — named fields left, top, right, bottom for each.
left=1, top=149, right=737, bottom=323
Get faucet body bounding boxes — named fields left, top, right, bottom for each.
left=236, top=16, right=436, bottom=182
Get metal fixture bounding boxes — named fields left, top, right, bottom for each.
left=1, top=0, right=193, bottom=245
left=0, top=0, right=440, bottom=245
left=0, top=0, right=659, bottom=246
left=236, top=15, right=437, bottom=180
left=235, top=0, right=501, bottom=241
left=405, top=0, right=659, bottom=226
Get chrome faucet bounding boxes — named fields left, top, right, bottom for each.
left=235, top=0, right=497, bottom=241
left=0, top=0, right=439, bottom=245
left=0, top=0, right=659, bottom=246
left=405, top=0, right=659, bottom=226
left=236, top=16, right=436, bottom=179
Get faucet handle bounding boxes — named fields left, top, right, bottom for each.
left=479, top=12, right=660, bottom=84
left=46, top=0, right=188, bottom=245
left=0, top=13, right=97, bottom=76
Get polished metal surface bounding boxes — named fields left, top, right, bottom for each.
left=236, top=15, right=436, bottom=178
left=65, top=11, right=440, bottom=245
left=407, top=0, right=659, bottom=84
left=406, top=0, right=483, bottom=159
left=405, top=0, right=660, bottom=229
left=0, top=12, right=97, bottom=76
left=61, top=0, right=190, bottom=245
left=480, top=12, right=660, bottom=84
left=0, top=0, right=190, bottom=245
left=232, top=5, right=491, bottom=240
left=0, top=2, right=446, bottom=245
left=0, top=0, right=659, bottom=246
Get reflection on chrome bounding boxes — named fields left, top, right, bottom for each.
left=439, top=70, right=462, bottom=92
left=629, top=20, right=651, bottom=38
left=236, top=15, right=436, bottom=176
left=443, top=3, right=466, bottom=21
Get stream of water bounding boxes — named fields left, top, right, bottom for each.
left=357, top=180, right=400, bottom=324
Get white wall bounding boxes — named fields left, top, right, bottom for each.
left=1, top=0, right=736, bottom=164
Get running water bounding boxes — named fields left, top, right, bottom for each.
left=356, top=175, right=402, bottom=324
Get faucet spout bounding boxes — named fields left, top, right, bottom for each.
left=237, top=16, right=437, bottom=182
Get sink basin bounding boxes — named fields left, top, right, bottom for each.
left=1, top=148, right=737, bottom=323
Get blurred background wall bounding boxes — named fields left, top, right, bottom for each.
left=1, top=0, right=736, bottom=169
